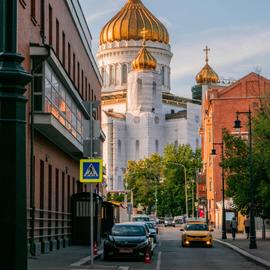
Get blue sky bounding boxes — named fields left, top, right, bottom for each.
left=79, top=0, right=270, bottom=98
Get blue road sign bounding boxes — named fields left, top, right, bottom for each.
left=80, top=159, right=103, bottom=183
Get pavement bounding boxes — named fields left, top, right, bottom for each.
left=28, top=244, right=128, bottom=270
left=214, top=230, right=270, bottom=269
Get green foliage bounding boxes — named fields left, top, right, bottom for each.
left=221, top=102, right=270, bottom=218
left=125, top=145, right=202, bottom=217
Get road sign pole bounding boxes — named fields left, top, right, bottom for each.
left=90, top=183, right=94, bottom=267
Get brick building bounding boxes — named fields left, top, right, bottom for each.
left=200, top=72, right=270, bottom=227
left=17, top=0, right=103, bottom=254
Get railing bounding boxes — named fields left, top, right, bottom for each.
left=27, top=208, right=72, bottom=242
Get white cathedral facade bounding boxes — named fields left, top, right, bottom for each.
left=97, top=0, right=201, bottom=191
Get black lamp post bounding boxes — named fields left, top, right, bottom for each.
left=211, top=129, right=227, bottom=240
left=0, top=1, right=32, bottom=270
left=234, top=109, right=257, bottom=249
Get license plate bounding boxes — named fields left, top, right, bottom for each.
left=119, top=248, right=133, bottom=254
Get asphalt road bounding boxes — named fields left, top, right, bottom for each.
left=95, top=226, right=267, bottom=270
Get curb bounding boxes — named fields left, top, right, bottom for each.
left=70, top=249, right=103, bottom=267
left=214, top=239, right=270, bottom=269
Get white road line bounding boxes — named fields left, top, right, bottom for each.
left=70, top=255, right=90, bottom=266
left=156, top=251, right=162, bottom=270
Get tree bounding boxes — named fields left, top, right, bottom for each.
left=221, top=102, right=270, bottom=220
left=125, top=145, right=202, bottom=217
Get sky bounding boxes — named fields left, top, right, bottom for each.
left=79, top=0, right=270, bottom=98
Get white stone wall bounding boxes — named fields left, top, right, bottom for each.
left=186, top=103, right=201, bottom=151
left=97, top=40, right=173, bottom=93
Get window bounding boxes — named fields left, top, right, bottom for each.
left=44, top=63, right=84, bottom=142
left=55, top=168, right=59, bottom=211
left=109, top=65, right=114, bottom=85
left=85, top=78, right=87, bottom=100
left=68, top=43, right=71, bottom=74
left=137, top=78, right=142, bottom=91
left=135, top=140, right=140, bottom=159
left=67, top=175, right=71, bottom=211
left=161, top=66, right=165, bottom=85
left=171, top=109, right=175, bottom=114
left=49, top=5, right=53, bottom=45
left=155, top=140, right=159, bottom=153
left=91, top=89, right=94, bottom=101
left=77, top=62, right=80, bottom=91
left=56, top=19, right=59, bottom=56
left=62, top=172, right=65, bottom=212
left=73, top=53, right=76, bottom=82
left=31, top=0, right=36, bottom=19
left=40, top=160, right=45, bottom=209
left=72, top=177, right=76, bottom=194
left=48, top=165, right=52, bottom=210
left=122, top=64, right=127, bottom=84
left=153, top=82, right=157, bottom=98
left=118, top=140, right=122, bottom=156
left=62, top=32, right=66, bottom=68
left=81, top=70, right=84, bottom=97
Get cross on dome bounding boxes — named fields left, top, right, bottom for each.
left=204, top=46, right=210, bottom=63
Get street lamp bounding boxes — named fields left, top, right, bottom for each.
left=211, top=128, right=227, bottom=240
left=234, top=109, right=257, bottom=249
left=169, top=162, right=188, bottom=218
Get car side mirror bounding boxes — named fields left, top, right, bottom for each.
left=180, top=228, right=184, bottom=231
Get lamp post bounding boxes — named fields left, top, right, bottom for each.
left=169, top=162, right=188, bottom=218
left=234, top=109, right=257, bottom=249
left=211, top=128, right=227, bottom=240
left=0, top=1, right=32, bottom=269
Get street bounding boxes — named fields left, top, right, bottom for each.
left=94, top=226, right=266, bottom=270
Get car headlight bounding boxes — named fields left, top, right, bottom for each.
left=137, top=239, right=149, bottom=248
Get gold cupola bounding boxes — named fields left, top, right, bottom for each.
left=100, top=0, right=169, bottom=45
left=196, top=46, right=219, bottom=85
left=132, top=43, right=157, bottom=71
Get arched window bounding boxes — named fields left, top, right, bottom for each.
left=135, top=140, right=140, bottom=159
left=155, top=140, right=159, bottom=153
left=118, top=140, right=122, bottom=156
left=161, top=66, right=165, bottom=85
left=153, top=82, right=157, bottom=98
left=137, top=78, right=142, bottom=91
left=109, top=65, right=115, bottom=85
left=121, top=64, right=127, bottom=84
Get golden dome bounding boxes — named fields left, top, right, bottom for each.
left=196, top=46, right=219, bottom=84
left=132, top=45, right=157, bottom=71
left=100, top=0, right=169, bottom=45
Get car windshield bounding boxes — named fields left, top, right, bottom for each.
left=146, top=222, right=154, bottom=229
left=112, top=225, right=146, bottom=236
left=186, top=224, right=209, bottom=231
left=165, top=218, right=173, bottom=221
left=132, top=217, right=150, bottom=222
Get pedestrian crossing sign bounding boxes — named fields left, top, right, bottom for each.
left=80, top=159, right=103, bottom=183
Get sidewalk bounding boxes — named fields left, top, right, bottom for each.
left=28, top=245, right=127, bottom=270
left=214, top=231, right=270, bottom=269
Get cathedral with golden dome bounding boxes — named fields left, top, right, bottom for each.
left=99, top=0, right=202, bottom=191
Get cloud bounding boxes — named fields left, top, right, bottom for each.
left=171, top=24, right=270, bottom=81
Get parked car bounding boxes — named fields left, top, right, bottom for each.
left=131, top=215, right=150, bottom=222
left=180, top=222, right=213, bottom=248
left=103, top=223, right=152, bottom=260
left=164, top=217, right=175, bottom=227
left=144, top=222, right=158, bottom=243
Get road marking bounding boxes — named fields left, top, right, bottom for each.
left=156, top=251, right=162, bottom=270
left=70, top=255, right=90, bottom=266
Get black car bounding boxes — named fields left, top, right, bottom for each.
left=103, top=223, right=152, bottom=260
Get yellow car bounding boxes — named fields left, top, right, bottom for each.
left=181, top=222, right=213, bottom=248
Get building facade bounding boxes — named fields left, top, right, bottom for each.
left=18, top=0, right=102, bottom=255
left=200, top=72, right=270, bottom=227
left=98, top=0, right=201, bottom=191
